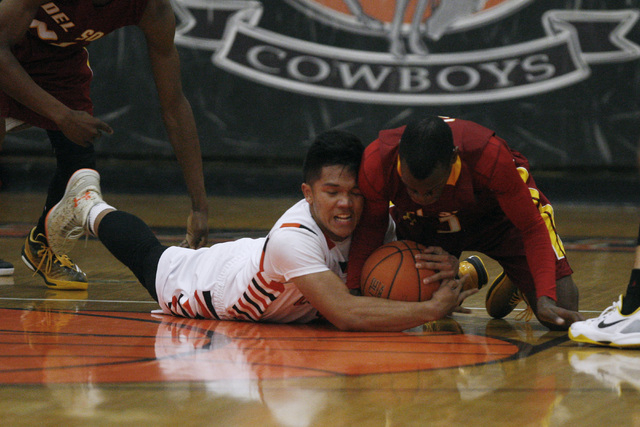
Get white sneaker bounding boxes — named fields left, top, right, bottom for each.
left=569, top=296, right=640, bottom=348
left=45, top=169, right=103, bottom=255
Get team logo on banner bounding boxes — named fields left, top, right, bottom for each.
left=172, top=0, right=640, bottom=105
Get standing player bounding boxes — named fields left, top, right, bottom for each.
left=44, top=130, right=481, bottom=331
left=569, top=142, right=640, bottom=346
left=569, top=226, right=640, bottom=346
left=347, top=115, right=585, bottom=330
left=0, top=0, right=208, bottom=290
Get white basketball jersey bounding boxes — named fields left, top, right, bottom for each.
left=154, top=200, right=350, bottom=323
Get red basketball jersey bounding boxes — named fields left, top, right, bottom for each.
left=0, top=0, right=149, bottom=129
left=348, top=118, right=562, bottom=300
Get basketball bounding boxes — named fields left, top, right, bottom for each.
left=360, top=240, right=440, bottom=302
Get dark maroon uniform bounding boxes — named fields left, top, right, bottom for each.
left=0, top=0, right=149, bottom=129
left=347, top=117, right=572, bottom=301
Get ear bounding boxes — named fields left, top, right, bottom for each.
left=301, top=183, right=313, bottom=204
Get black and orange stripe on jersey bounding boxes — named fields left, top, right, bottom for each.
left=230, top=223, right=316, bottom=321
left=194, top=291, right=220, bottom=320
left=280, top=223, right=317, bottom=234
left=169, top=293, right=200, bottom=319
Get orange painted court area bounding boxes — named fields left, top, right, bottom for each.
left=0, top=308, right=519, bottom=384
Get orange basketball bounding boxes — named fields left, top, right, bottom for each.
left=360, top=240, right=440, bottom=302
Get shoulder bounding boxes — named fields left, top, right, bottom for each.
left=462, top=135, right=522, bottom=187
left=446, top=118, right=496, bottom=150
left=360, top=127, right=402, bottom=194
left=266, top=212, right=329, bottom=277
left=446, top=119, right=515, bottom=182
left=269, top=201, right=323, bottom=244
left=447, top=118, right=501, bottom=163
left=363, top=126, right=403, bottom=161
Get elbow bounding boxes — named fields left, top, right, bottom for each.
left=325, top=313, right=366, bottom=332
left=329, top=318, right=358, bottom=332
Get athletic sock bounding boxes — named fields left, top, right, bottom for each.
left=621, top=269, right=640, bottom=315
left=87, top=202, right=116, bottom=236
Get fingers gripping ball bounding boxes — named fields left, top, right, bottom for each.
left=360, top=240, right=440, bottom=301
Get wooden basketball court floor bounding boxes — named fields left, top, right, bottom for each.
left=1, top=190, right=639, bottom=426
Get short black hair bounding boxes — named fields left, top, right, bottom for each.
left=303, top=130, right=364, bottom=184
left=398, top=116, right=454, bottom=180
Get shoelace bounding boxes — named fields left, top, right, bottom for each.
left=515, top=305, right=534, bottom=322
left=510, top=289, right=534, bottom=322
left=34, top=244, right=75, bottom=274
left=590, top=300, right=621, bottom=323
left=64, top=224, right=86, bottom=241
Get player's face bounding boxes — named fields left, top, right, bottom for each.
left=302, top=165, right=364, bottom=242
left=400, top=161, right=451, bottom=206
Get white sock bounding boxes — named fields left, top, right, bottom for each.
left=87, top=202, right=116, bottom=236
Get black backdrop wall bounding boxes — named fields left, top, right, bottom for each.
left=4, top=0, right=640, bottom=172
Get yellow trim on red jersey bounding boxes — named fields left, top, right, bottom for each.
left=446, top=156, right=462, bottom=185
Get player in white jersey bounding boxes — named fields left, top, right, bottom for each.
left=154, top=199, right=353, bottom=323
left=45, top=130, right=478, bottom=331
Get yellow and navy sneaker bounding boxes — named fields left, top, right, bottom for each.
left=459, top=255, right=488, bottom=291
left=21, top=227, right=87, bottom=290
left=485, top=271, right=532, bottom=320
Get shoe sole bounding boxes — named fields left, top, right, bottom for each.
left=465, top=255, right=488, bottom=288
left=0, top=267, right=14, bottom=276
left=569, top=328, right=640, bottom=348
left=21, top=244, right=88, bottom=291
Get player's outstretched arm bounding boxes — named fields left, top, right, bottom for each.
left=138, top=0, right=208, bottom=248
left=294, top=270, right=473, bottom=332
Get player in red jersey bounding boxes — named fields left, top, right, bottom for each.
left=347, top=115, right=585, bottom=330
left=0, top=0, right=208, bottom=290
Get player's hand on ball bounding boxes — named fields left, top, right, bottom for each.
left=180, top=210, right=208, bottom=249
left=451, top=275, right=478, bottom=313
left=431, top=276, right=477, bottom=316
left=414, top=246, right=459, bottom=284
